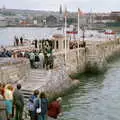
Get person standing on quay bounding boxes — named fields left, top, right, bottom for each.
left=14, top=36, right=19, bottom=46
left=13, top=84, right=24, bottom=120
left=38, top=92, right=48, bottom=120
left=4, top=84, right=13, bottom=120
left=0, top=86, right=7, bottom=120
left=35, top=39, right=38, bottom=48
left=28, top=90, right=39, bottom=120
left=20, top=37, right=24, bottom=46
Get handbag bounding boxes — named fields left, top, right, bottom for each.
left=36, top=107, right=41, bottom=113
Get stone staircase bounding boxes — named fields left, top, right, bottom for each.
left=21, top=69, right=49, bottom=100
left=20, top=69, right=51, bottom=120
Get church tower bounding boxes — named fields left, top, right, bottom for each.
left=59, top=4, right=62, bottom=14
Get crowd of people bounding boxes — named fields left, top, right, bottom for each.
left=69, top=41, right=86, bottom=49
left=0, top=83, right=24, bottom=120
left=29, top=50, right=54, bottom=69
left=0, top=48, right=12, bottom=57
left=0, top=83, right=63, bottom=120
left=0, top=46, right=54, bottom=70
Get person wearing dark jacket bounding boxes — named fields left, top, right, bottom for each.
left=39, top=92, right=48, bottom=120
left=28, top=90, right=39, bottom=120
left=20, top=37, right=23, bottom=46
left=35, top=39, right=38, bottom=48
left=13, top=84, right=24, bottom=120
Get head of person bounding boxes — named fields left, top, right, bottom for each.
left=0, top=86, right=2, bottom=95
left=33, top=89, right=39, bottom=97
left=17, top=84, right=21, bottom=90
left=7, top=85, right=13, bottom=91
left=40, top=92, right=46, bottom=98
left=0, top=83, right=2, bottom=87
left=56, top=97, right=62, bottom=104
left=2, top=83, right=5, bottom=88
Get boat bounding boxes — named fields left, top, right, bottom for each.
left=66, top=31, right=78, bottom=34
left=104, top=29, right=116, bottom=35
left=66, top=26, right=78, bottom=34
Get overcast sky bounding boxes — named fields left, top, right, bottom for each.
left=0, top=0, right=120, bottom=13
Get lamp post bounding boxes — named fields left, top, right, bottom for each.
left=81, top=25, right=86, bottom=47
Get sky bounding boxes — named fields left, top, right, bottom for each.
left=0, top=0, right=120, bottom=13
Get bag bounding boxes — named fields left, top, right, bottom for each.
left=28, top=101, right=35, bottom=111
left=27, top=95, right=35, bottom=111
left=36, top=107, right=41, bottom=113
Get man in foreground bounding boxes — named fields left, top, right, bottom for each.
left=13, top=84, right=24, bottom=120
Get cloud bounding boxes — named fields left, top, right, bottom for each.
left=0, top=0, right=119, bottom=12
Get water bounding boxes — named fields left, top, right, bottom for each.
left=0, top=27, right=62, bottom=46
left=61, top=58, right=120, bottom=120
left=0, top=27, right=113, bottom=46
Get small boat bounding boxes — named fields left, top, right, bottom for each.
left=104, top=29, right=116, bottom=35
left=66, top=31, right=78, bottom=34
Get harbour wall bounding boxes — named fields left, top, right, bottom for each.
left=0, top=58, right=30, bottom=84
left=54, top=39, right=120, bottom=74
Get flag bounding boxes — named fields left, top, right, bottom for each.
left=78, top=8, right=84, bottom=16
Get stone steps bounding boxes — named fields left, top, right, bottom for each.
left=21, top=69, right=50, bottom=93
left=21, top=89, right=33, bottom=100
left=29, top=70, right=47, bottom=81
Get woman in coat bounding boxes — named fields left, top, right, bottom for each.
left=0, top=87, right=7, bottom=120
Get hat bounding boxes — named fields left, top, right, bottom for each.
left=56, top=97, right=62, bottom=102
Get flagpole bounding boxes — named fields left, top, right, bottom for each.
left=64, top=10, right=67, bottom=64
left=78, top=8, right=80, bottom=58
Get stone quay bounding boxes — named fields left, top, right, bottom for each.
left=0, top=39, right=120, bottom=100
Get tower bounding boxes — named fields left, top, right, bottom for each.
left=1, top=5, right=6, bottom=13
left=59, top=4, right=62, bottom=14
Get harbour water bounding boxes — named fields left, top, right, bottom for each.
left=61, top=58, right=120, bottom=120
left=0, top=27, right=113, bottom=46
left=0, top=27, right=62, bottom=46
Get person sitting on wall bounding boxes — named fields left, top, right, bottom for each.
left=48, top=97, right=63, bottom=120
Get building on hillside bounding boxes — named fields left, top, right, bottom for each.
left=0, top=15, right=8, bottom=27
left=46, top=15, right=57, bottom=27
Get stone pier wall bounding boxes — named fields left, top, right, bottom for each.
left=86, top=40, right=120, bottom=72
left=1, top=39, right=120, bottom=86
left=54, top=39, right=120, bottom=74
left=54, top=48, right=86, bottom=74
left=0, top=58, right=30, bottom=83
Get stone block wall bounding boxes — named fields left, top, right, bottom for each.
left=85, top=40, right=120, bottom=72
left=0, top=58, right=30, bottom=84
left=53, top=48, right=86, bottom=74
left=41, top=65, right=79, bottom=100
left=54, top=39, right=120, bottom=74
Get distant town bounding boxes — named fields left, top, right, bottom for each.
left=0, top=5, right=120, bottom=30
